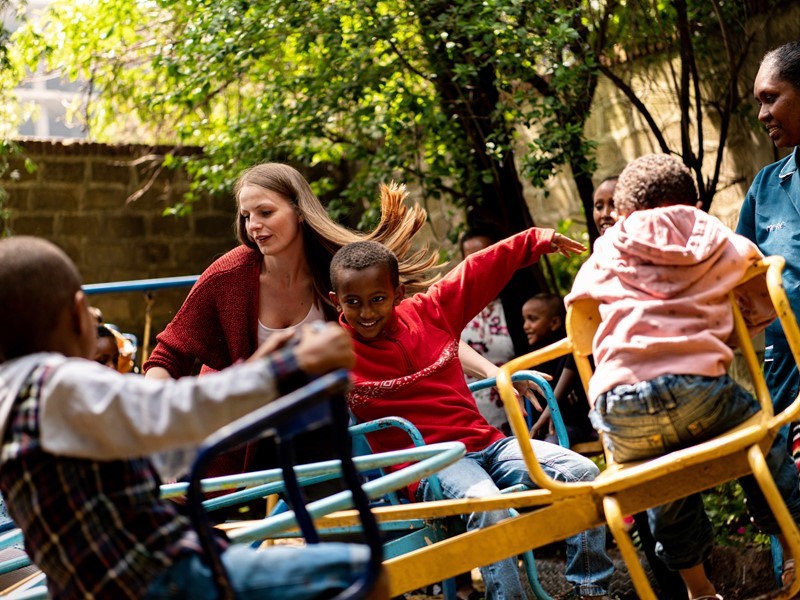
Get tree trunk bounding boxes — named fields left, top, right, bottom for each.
left=417, top=0, right=548, bottom=292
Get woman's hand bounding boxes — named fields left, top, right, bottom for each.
left=549, top=233, right=587, bottom=257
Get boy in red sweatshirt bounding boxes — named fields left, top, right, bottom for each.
left=329, top=230, right=614, bottom=600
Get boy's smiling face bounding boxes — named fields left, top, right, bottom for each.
left=521, top=298, right=561, bottom=346
left=329, top=264, right=405, bottom=340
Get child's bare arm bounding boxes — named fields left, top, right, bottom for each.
left=529, top=406, right=551, bottom=439
left=553, top=367, right=581, bottom=405
left=458, top=339, right=496, bottom=379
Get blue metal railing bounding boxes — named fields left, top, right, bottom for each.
left=81, top=274, right=201, bottom=362
left=82, top=275, right=200, bottom=295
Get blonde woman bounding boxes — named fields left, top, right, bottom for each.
left=144, top=162, right=439, bottom=487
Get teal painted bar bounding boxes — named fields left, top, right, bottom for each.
left=468, top=369, right=571, bottom=448
left=228, top=441, right=467, bottom=544
left=0, top=553, right=31, bottom=575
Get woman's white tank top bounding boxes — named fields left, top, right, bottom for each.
left=257, top=303, right=326, bottom=346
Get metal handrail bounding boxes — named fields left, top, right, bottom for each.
left=82, top=274, right=200, bottom=362
left=82, top=275, right=199, bottom=295
left=187, top=369, right=387, bottom=600
left=469, top=370, right=570, bottom=448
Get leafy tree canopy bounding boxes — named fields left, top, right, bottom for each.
left=10, top=0, right=605, bottom=245
left=595, top=0, right=786, bottom=211
left=7, top=0, right=786, bottom=245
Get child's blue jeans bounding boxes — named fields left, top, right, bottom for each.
left=592, top=373, right=800, bottom=570
left=144, top=542, right=370, bottom=599
left=416, top=436, right=614, bottom=599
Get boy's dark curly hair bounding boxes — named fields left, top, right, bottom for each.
left=614, top=154, right=697, bottom=215
left=330, top=241, right=400, bottom=291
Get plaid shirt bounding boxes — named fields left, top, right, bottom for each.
left=0, top=363, right=200, bottom=599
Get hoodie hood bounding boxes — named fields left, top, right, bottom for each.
left=600, top=205, right=733, bottom=299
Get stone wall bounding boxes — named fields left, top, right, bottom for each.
left=3, top=140, right=237, bottom=360
left=526, top=2, right=800, bottom=233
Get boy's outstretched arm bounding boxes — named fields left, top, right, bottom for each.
left=426, top=228, right=585, bottom=338
left=39, top=324, right=355, bottom=462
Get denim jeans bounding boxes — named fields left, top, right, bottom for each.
left=593, top=373, right=800, bottom=570
left=417, top=437, right=614, bottom=599
left=144, top=543, right=370, bottom=599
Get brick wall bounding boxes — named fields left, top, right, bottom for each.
left=3, top=140, right=238, bottom=362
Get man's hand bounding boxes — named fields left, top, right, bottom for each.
left=294, top=323, right=356, bottom=375
left=248, top=330, right=296, bottom=362
left=249, top=323, right=356, bottom=375
left=549, top=232, right=587, bottom=257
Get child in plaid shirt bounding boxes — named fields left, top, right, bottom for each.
left=0, top=236, right=383, bottom=600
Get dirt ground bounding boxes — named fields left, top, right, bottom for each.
left=0, top=541, right=777, bottom=599
left=398, top=544, right=777, bottom=600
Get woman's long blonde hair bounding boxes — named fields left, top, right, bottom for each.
left=233, top=163, right=440, bottom=315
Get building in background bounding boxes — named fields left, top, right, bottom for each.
left=3, top=0, right=85, bottom=140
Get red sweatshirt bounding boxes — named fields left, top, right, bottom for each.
left=343, top=228, right=555, bottom=494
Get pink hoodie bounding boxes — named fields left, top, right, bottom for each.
left=566, top=205, right=776, bottom=402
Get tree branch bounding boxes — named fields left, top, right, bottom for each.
left=597, top=63, right=671, bottom=153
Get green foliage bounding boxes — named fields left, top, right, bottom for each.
left=704, top=481, right=770, bottom=548
left=596, top=0, right=784, bottom=209
left=0, top=1, right=31, bottom=236
left=7, top=0, right=606, bottom=237
left=5, top=0, right=788, bottom=241
left=0, top=140, right=35, bottom=237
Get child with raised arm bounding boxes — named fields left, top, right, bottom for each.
left=329, top=229, right=614, bottom=600
left=566, top=154, right=800, bottom=600
left=0, top=236, right=383, bottom=600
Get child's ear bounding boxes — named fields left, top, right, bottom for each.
left=73, top=290, right=97, bottom=358
left=328, top=291, right=342, bottom=312
left=394, top=284, right=406, bottom=305
left=72, top=290, right=90, bottom=334
left=549, top=315, right=563, bottom=333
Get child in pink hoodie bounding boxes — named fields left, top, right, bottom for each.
left=566, top=154, right=800, bottom=600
